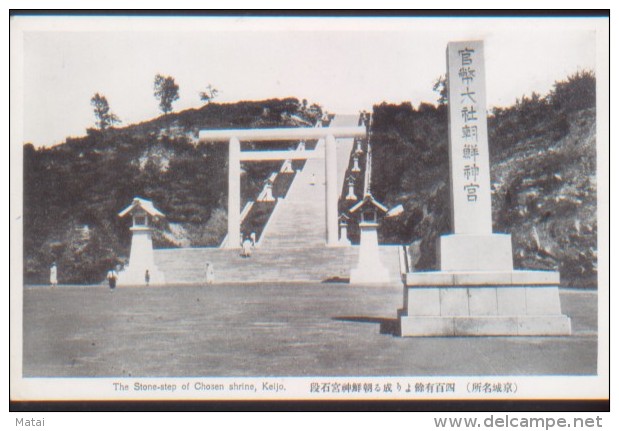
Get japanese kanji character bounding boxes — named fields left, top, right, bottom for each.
left=464, top=183, right=480, bottom=202
left=458, top=66, right=476, bottom=85
left=463, top=164, right=480, bottom=181
left=461, top=106, right=478, bottom=123
left=461, top=87, right=477, bottom=103
left=462, top=125, right=479, bottom=142
left=459, top=48, right=475, bottom=66
left=463, top=143, right=480, bottom=160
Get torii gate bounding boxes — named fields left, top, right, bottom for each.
left=199, top=126, right=366, bottom=248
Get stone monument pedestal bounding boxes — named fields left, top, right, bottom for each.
left=400, top=269, right=571, bottom=336
left=438, top=233, right=513, bottom=271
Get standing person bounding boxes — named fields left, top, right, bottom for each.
left=250, top=232, right=256, bottom=247
left=106, top=268, right=117, bottom=290
left=205, top=262, right=215, bottom=284
left=49, top=263, right=58, bottom=288
left=145, top=269, right=150, bottom=286
left=242, top=237, right=253, bottom=258
left=310, top=173, right=316, bottom=185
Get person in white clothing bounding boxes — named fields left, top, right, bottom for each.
left=106, top=268, right=118, bottom=290
left=49, top=263, right=58, bottom=288
left=241, top=237, right=253, bottom=258
left=206, top=262, right=215, bottom=284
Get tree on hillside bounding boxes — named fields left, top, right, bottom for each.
left=199, top=84, right=219, bottom=104
left=432, top=75, right=448, bottom=106
left=154, top=74, right=180, bottom=115
left=90, top=93, right=120, bottom=130
left=549, top=70, right=595, bottom=112
left=300, top=101, right=323, bottom=126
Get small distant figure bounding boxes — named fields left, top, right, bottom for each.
left=241, top=237, right=253, bottom=258
left=310, top=173, right=316, bottom=185
left=106, top=268, right=118, bottom=290
left=250, top=232, right=256, bottom=247
left=205, top=262, right=215, bottom=284
left=49, top=263, right=58, bottom=288
left=145, top=269, right=150, bottom=286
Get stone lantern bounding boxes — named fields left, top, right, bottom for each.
left=338, top=213, right=351, bottom=246
left=345, top=175, right=357, bottom=201
left=354, top=139, right=364, bottom=154
left=117, top=197, right=166, bottom=286
left=349, top=193, right=390, bottom=284
left=258, top=173, right=277, bottom=202
left=351, top=154, right=361, bottom=173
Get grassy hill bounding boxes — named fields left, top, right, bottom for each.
left=372, top=71, right=597, bottom=287
left=23, top=98, right=323, bottom=283
left=22, top=72, right=598, bottom=287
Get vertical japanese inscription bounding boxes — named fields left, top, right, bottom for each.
left=446, top=41, right=492, bottom=234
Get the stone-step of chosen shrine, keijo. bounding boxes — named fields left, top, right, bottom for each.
left=116, top=40, right=572, bottom=337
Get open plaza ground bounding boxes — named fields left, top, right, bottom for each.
left=22, top=282, right=597, bottom=377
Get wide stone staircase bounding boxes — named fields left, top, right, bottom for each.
left=154, top=115, right=402, bottom=284
left=155, top=246, right=400, bottom=284
left=155, top=245, right=400, bottom=284
left=258, top=139, right=328, bottom=248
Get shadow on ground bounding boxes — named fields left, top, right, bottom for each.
left=333, top=316, right=399, bottom=336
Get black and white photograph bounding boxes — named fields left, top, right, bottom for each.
left=9, top=12, right=609, bottom=409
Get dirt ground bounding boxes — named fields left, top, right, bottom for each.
left=20, top=283, right=598, bottom=377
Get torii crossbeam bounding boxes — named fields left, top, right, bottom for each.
left=199, top=126, right=366, bottom=248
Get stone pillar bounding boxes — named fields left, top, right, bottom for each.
left=446, top=41, right=492, bottom=235
left=350, top=221, right=389, bottom=283
left=117, top=226, right=165, bottom=285
left=325, top=134, right=338, bottom=246
left=227, top=137, right=241, bottom=248
left=339, top=221, right=351, bottom=246
left=128, top=228, right=154, bottom=270
left=352, top=155, right=361, bottom=173
left=345, top=179, right=357, bottom=201
left=440, top=40, right=512, bottom=271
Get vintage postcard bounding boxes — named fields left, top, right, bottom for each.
left=9, top=13, right=609, bottom=406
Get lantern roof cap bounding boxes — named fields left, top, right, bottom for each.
left=349, top=193, right=388, bottom=214
left=118, top=197, right=165, bottom=218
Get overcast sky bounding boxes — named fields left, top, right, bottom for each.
left=12, top=16, right=605, bottom=147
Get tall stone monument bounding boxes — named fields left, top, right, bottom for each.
left=399, top=41, right=571, bottom=336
